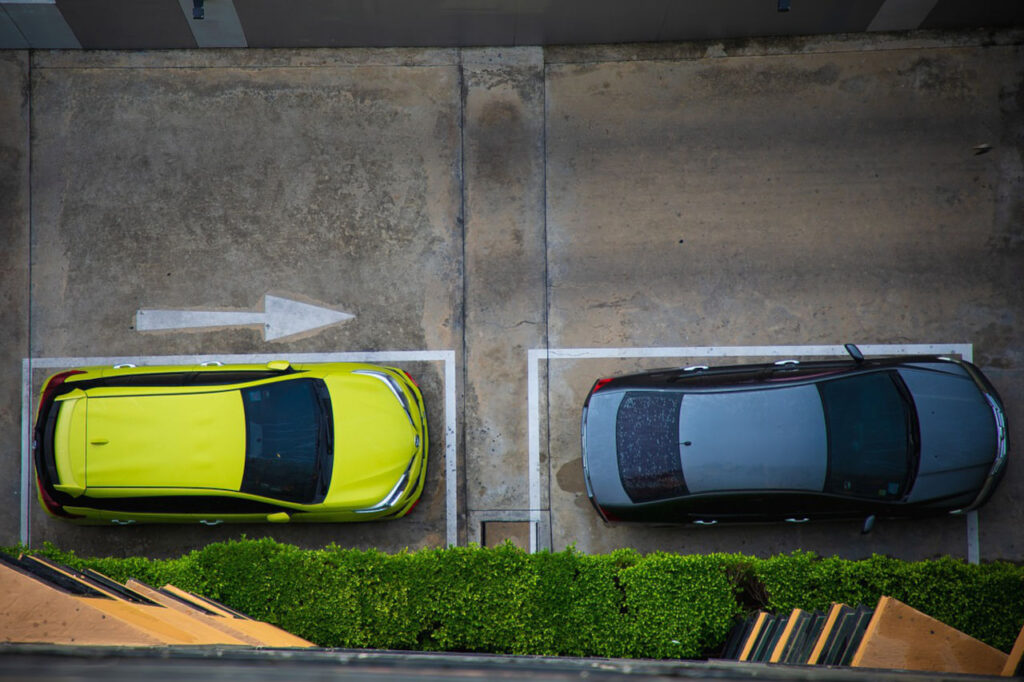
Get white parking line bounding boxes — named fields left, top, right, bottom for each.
left=21, top=350, right=458, bottom=548
left=528, top=343, right=980, bottom=562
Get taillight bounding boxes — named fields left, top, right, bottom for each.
left=35, top=473, right=83, bottom=519
left=37, top=370, right=85, bottom=419
left=404, top=498, right=420, bottom=515
left=592, top=378, right=613, bottom=393
left=400, top=369, right=419, bottom=388
left=598, top=506, right=621, bottom=523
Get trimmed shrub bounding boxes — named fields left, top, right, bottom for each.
left=7, top=540, right=1023, bottom=656
left=753, top=550, right=1024, bottom=651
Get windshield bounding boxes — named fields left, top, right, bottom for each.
left=818, top=371, right=913, bottom=500
left=240, top=379, right=333, bottom=504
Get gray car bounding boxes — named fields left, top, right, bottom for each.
left=581, top=345, right=1007, bottom=528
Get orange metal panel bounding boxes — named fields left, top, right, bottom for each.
left=129, top=581, right=313, bottom=648
left=769, top=608, right=804, bottom=663
left=851, top=596, right=1007, bottom=675
left=19, top=556, right=248, bottom=645
left=806, top=603, right=846, bottom=665
left=738, top=612, right=768, bottom=662
left=1002, top=621, right=1024, bottom=677
left=1, top=563, right=166, bottom=645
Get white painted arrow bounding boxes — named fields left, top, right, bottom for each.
left=136, top=294, right=354, bottom=342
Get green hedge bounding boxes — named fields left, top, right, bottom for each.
left=12, top=539, right=1024, bottom=657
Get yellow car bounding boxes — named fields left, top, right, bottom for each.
left=32, top=361, right=427, bottom=524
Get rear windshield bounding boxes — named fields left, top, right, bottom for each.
left=818, top=371, right=912, bottom=500
left=616, top=392, right=687, bottom=503
left=240, top=379, right=332, bottom=504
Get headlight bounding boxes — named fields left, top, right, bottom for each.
left=353, top=369, right=415, bottom=426
left=985, top=394, right=1007, bottom=477
left=953, top=394, right=1008, bottom=514
left=355, top=459, right=414, bottom=514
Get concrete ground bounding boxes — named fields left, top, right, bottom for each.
left=0, top=30, right=1021, bottom=562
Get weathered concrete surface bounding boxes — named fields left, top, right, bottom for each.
left=544, top=41, right=1024, bottom=558
left=0, top=51, right=29, bottom=547
left=25, top=49, right=463, bottom=556
left=3, top=33, right=1022, bottom=564
left=30, top=50, right=462, bottom=359
left=461, top=47, right=547, bottom=542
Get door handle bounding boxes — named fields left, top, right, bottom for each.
left=693, top=519, right=718, bottom=526
left=200, top=519, right=223, bottom=526
left=785, top=517, right=810, bottom=523
left=111, top=519, right=135, bottom=525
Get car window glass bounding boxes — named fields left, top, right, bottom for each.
left=764, top=363, right=851, bottom=383
left=99, top=370, right=287, bottom=387
left=616, top=391, right=687, bottom=502
left=72, top=495, right=289, bottom=514
left=818, top=371, right=911, bottom=500
left=241, top=379, right=327, bottom=504
left=664, top=367, right=765, bottom=388
left=191, top=370, right=289, bottom=385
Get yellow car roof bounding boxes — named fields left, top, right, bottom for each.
left=85, top=391, right=246, bottom=490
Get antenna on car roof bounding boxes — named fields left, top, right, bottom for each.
left=844, top=344, right=865, bottom=363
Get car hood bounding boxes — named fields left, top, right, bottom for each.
left=84, top=392, right=246, bottom=490
left=899, top=368, right=996, bottom=503
left=583, top=385, right=827, bottom=503
left=323, top=372, right=418, bottom=507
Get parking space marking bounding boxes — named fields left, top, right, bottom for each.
left=528, top=343, right=980, bottom=561
left=21, top=350, right=458, bottom=548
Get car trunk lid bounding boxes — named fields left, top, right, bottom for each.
left=85, top=392, right=246, bottom=490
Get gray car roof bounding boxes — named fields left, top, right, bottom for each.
left=680, top=385, right=828, bottom=493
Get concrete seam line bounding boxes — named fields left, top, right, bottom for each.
left=541, top=52, right=552, bottom=554
left=20, top=358, right=33, bottom=545
left=21, top=350, right=458, bottom=549
left=527, top=349, right=544, bottom=554
left=443, top=350, right=458, bottom=548
left=457, top=53, right=467, bottom=549
left=528, top=343, right=975, bottom=556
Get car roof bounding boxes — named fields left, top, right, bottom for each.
left=678, top=384, right=828, bottom=492
left=83, top=390, right=246, bottom=490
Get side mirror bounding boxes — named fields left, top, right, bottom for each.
left=845, top=344, right=864, bottom=363
left=266, top=512, right=291, bottom=523
left=861, top=514, right=876, bottom=534
left=267, top=360, right=291, bottom=371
